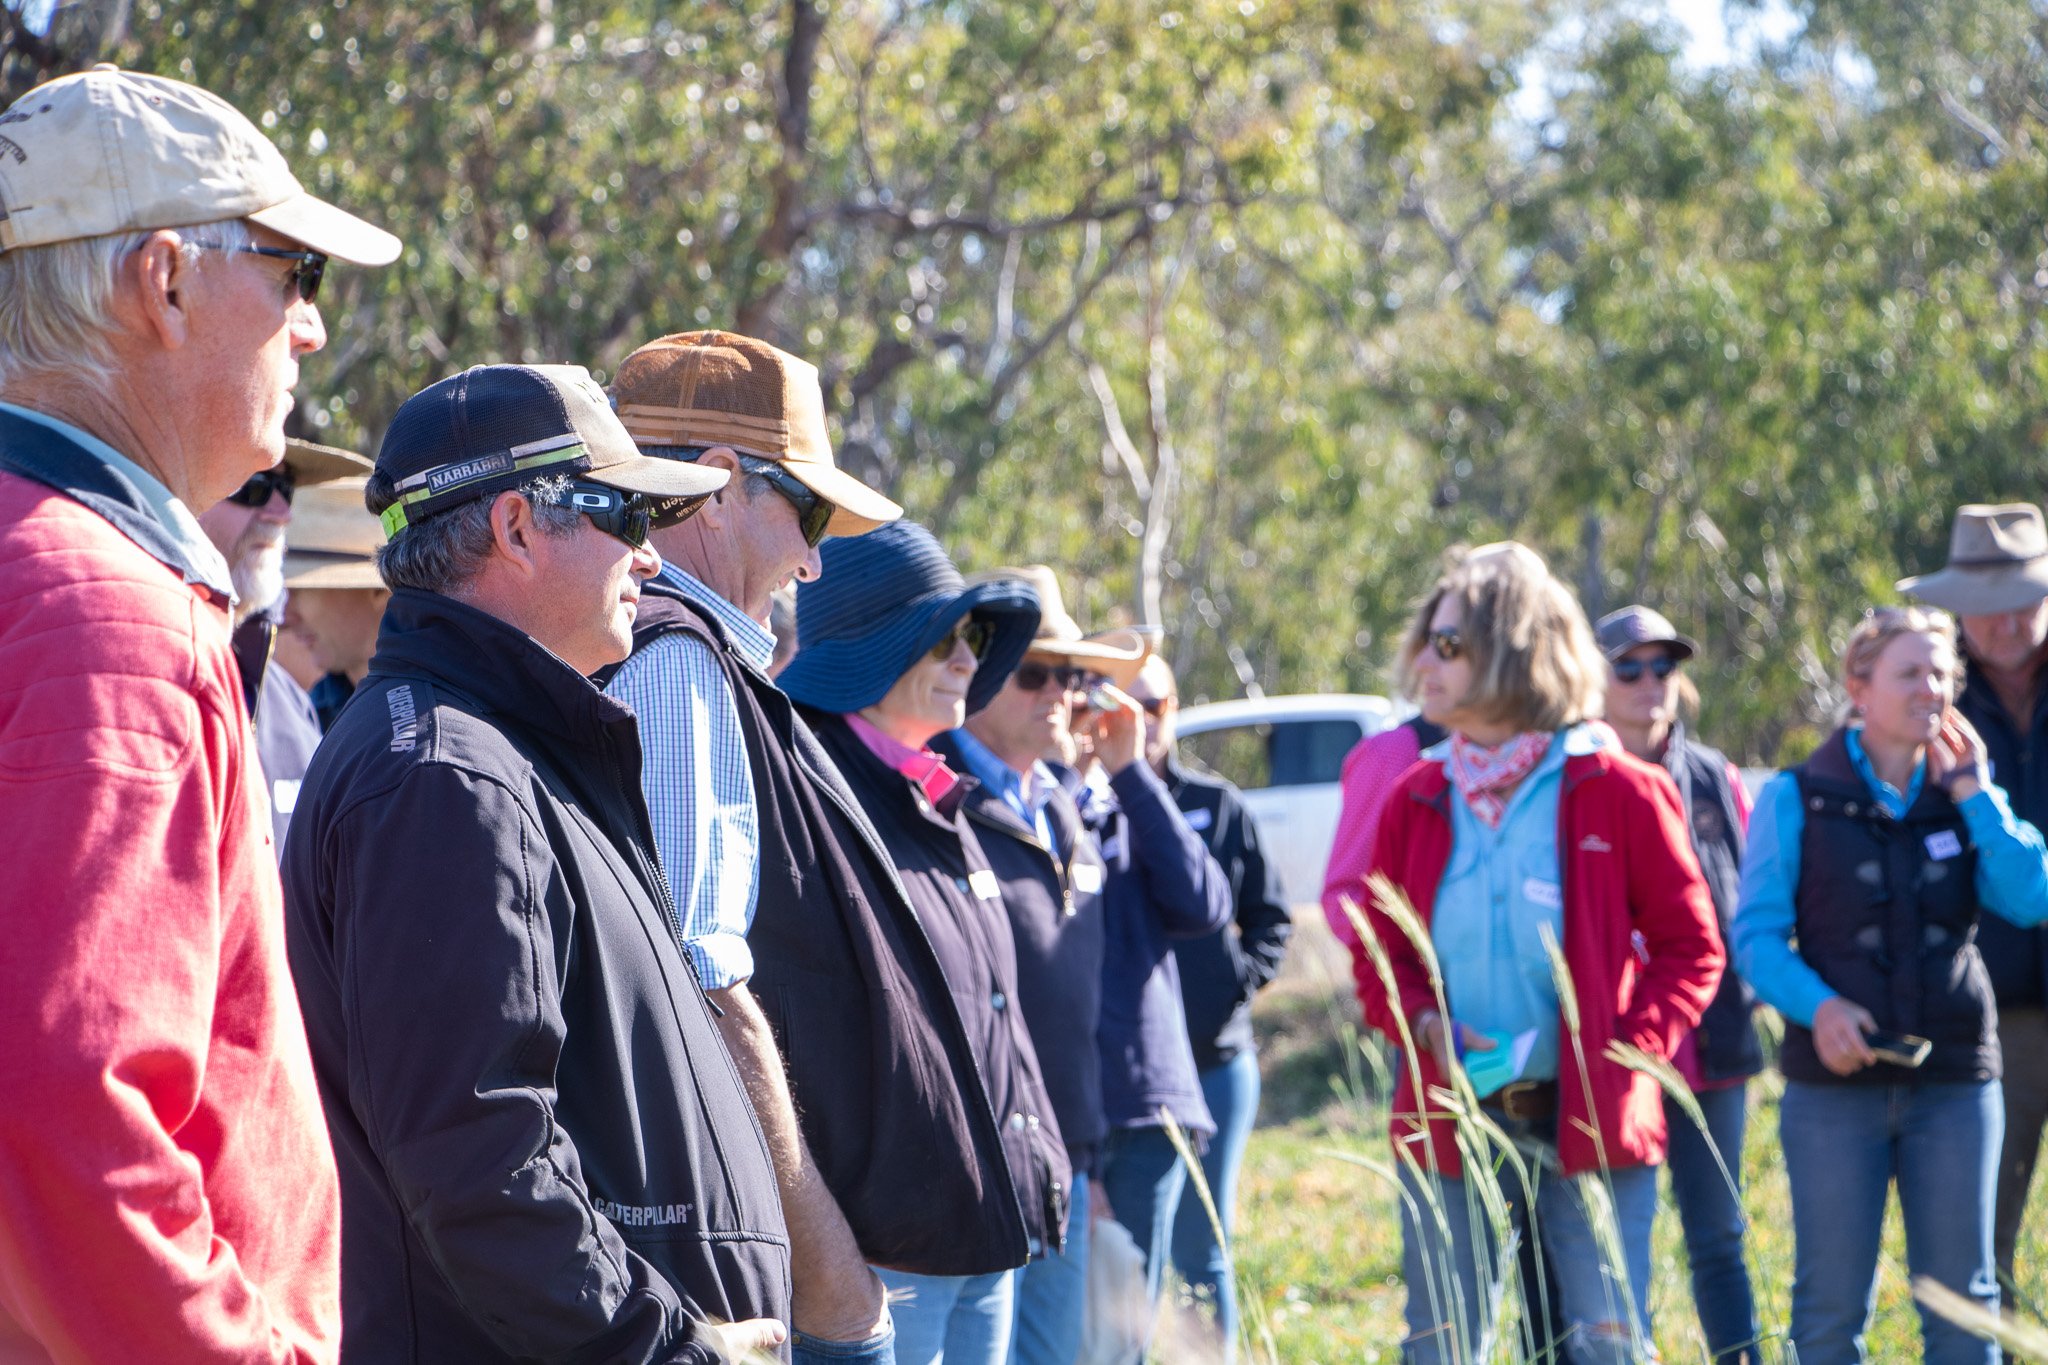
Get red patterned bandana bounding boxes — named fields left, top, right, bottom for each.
left=1447, top=730, right=1553, bottom=829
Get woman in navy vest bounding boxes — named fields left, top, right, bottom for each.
left=1595, top=605, right=1762, bottom=1364
left=1733, top=606, right=2048, bottom=1364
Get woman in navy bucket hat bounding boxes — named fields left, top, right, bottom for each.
left=780, top=520, right=1040, bottom=715
left=784, top=521, right=1073, bottom=1365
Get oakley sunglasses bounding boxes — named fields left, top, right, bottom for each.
left=740, top=455, right=833, bottom=548
left=225, top=465, right=296, bottom=508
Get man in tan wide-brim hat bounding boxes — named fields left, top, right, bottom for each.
left=1900, top=501, right=2048, bottom=1290
left=278, top=472, right=389, bottom=732
left=195, top=438, right=373, bottom=853
left=0, top=63, right=399, bottom=1363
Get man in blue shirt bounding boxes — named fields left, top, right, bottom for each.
left=608, top=332, right=1031, bottom=1365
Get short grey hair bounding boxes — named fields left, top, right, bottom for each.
left=0, top=218, right=252, bottom=391
left=365, top=471, right=583, bottom=595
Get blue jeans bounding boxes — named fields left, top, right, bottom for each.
left=1170, top=1051, right=1260, bottom=1360
left=874, top=1266, right=1016, bottom=1365
left=792, top=1319, right=897, bottom=1365
left=1099, top=1123, right=1191, bottom=1315
left=1010, top=1174, right=1089, bottom=1365
left=1664, top=1083, right=1758, bottom=1363
left=1398, top=1115, right=1658, bottom=1365
left=1781, top=1078, right=2002, bottom=1365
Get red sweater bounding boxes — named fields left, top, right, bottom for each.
left=0, top=472, right=340, bottom=1362
left=1357, top=741, right=1724, bottom=1178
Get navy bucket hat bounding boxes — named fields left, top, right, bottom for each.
left=779, top=521, right=1041, bottom=716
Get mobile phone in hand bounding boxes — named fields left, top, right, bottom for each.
left=1864, top=1029, right=1932, bottom=1068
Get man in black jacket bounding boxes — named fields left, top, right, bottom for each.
left=1127, top=654, right=1291, bottom=1358
left=1900, top=502, right=2048, bottom=1292
left=282, top=363, right=790, bottom=1364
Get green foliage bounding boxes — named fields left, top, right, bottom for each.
left=8, top=0, right=2036, bottom=758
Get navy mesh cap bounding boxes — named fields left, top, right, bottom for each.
left=373, top=364, right=728, bottom=537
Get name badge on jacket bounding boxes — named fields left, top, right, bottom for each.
left=1070, top=862, right=1105, bottom=895
left=969, top=868, right=1002, bottom=900
left=1926, top=830, right=1964, bottom=861
left=1182, top=806, right=1214, bottom=832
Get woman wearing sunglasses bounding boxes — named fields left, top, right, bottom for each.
left=1593, top=605, right=1763, bottom=1363
left=1357, top=543, right=1723, bottom=1364
left=778, top=521, right=1071, bottom=1365
left=1733, top=607, right=2048, bottom=1363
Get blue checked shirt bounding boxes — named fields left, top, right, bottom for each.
left=604, top=565, right=775, bottom=991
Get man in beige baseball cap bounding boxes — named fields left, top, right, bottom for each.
left=0, top=65, right=398, bottom=1363
left=603, top=330, right=912, bottom=1355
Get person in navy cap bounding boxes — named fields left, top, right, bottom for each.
left=280, top=362, right=792, bottom=1364
left=781, top=522, right=1069, bottom=1365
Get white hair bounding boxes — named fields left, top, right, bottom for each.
left=0, top=217, right=251, bottom=391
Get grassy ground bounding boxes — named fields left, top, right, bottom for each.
left=1180, top=912, right=2048, bottom=1363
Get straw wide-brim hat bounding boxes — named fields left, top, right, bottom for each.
left=779, top=521, right=1041, bottom=715
left=610, top=330, right=903, bottom=537
left=1896, top=503, right=2048, bottom=615
left=283, top=476, right=385, bottom=591
left=966, top=564, right=1149, bottom=684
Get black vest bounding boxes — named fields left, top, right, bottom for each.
left=608, top=581, right=1032, bottom=1274
left=1664, top=727, right=1765, bottom=1082
left=1781, top=728, right=1999, bottom=1085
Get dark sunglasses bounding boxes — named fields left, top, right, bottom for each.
left=1012, top=660, right=1088, bottom=693
left=1427, top=628, right=1462, bottom=662
left=1613, top=654, right=1681, bottom=684
left=190, top=240, right=327, bottom=303
left=225, top=465, right=295, bottom=508
left=558, top=482, right=652, bottom=549
left=929, top=618, right=996, bottom=661
left=740, top=456, right=833, bottom=548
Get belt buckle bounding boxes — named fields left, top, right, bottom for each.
left=1494, top=1080, right=1540, bottom=1120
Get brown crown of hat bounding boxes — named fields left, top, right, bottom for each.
left=611, top=331, right=828, bottom=462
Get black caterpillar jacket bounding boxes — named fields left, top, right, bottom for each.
left=282, top=588, right=790, bottom=1364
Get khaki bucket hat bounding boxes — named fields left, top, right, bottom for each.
left=969, top=564, right=1150, bottom=686
left=610, top=330, right=903, bottom=537
left=0, top=66, right=399, bottom=264
left=1896, top=504, right=2048, bottom=616
left=283, top=476, right=386, bottom=591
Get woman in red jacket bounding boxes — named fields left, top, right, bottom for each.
left=1354, top=543, right=1724, bottom=1364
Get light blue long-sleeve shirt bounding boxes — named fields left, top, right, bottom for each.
left=1731, top=729, right=2048, bottom=1028
left=1432, top=727, right=1611, bottom=1084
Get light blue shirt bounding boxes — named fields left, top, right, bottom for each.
left=948, top=725, right=1059, bottom=850
left=1732, top=729, right=2048, bottom=1028
left=1432, top=728, right=1589, bottom=1085
left=604, top=564, right=776, bottom=992
left=0, top=399, right=231, bottom=598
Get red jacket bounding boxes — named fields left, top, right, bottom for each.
left=0, top=468, right=340, bottom=1362
left=1356, top=735, right=1723, bottom=1178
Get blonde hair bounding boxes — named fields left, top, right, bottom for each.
left=1842, top=605, right=1958, bottom=689
left=1398, top=541, right=1607, bottom=733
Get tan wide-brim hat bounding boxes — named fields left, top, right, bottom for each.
left=283, top=438, right=372, bottom=486
left=1897, top=503, right=2048, bottom=616
left=0, top=66, right=399, bottom=265
left=610, top=330, right=903, bottom=537
left=1076, top=626, right=1156, bottom=688
left=284, top=475, right=385, bottom=590
left=968, top=564, right=1150, bottom=681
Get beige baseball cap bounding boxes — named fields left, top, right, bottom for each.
left=0, top=65, right=399, bottom=264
